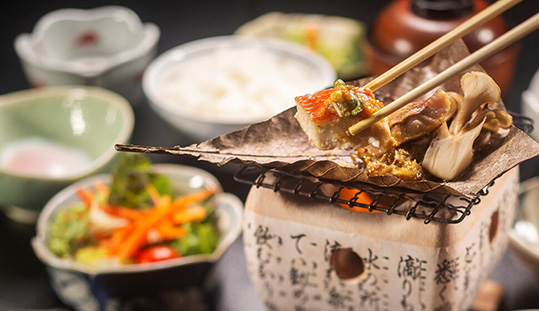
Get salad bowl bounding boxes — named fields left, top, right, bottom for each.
left=32, top=163, right=243, bottom=311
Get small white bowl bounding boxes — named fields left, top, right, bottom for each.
left=14, top=6, right=160, bottom=103
left=509, top=177, right=539, bottom=278
left=32, top=163, right=243, bottom=310
left=143, top=35, right=337, bottom=141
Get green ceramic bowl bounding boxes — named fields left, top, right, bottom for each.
left=0, top=86, right=134, bottom=223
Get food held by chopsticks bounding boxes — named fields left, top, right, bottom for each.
left=47, top=154, right=219, bottom=267
left=295, top=72, right=512, bottom=181
left=294, top=79, right=390, bottom=151
left=292, top=5, right=537, bottom=181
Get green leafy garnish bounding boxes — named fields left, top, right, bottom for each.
left=350, top=98, right=365, bottom=115
left=172, top=221, right=219, bottom=256
left=74, top=246, right=109, bottom=267
left=108, top=153, right=172, bottom=210
left=48, top=203, right=90, bottom=257
left=330, top=80, right=364, bottom=117
left=334, top=79, right=346, bottom=87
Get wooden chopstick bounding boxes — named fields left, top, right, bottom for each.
left=364, top=0, right=523, bottom=92
left=348, top=12, right=539, bottom=136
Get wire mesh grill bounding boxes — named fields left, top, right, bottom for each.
left=233, top=112, right=530, bottom=225
left=234, top=165, right=492, bottom=224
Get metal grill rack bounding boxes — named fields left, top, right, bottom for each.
left=233, top=112, right=531, bottom=225
left=234, top=165, right=492, bottom=224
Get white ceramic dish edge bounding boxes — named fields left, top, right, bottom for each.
left=14, top=6, right=160, bottom=78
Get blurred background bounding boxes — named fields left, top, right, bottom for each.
left=0, top=0, right=538, bottom=310
left=1, top=0, right=539, bottom=153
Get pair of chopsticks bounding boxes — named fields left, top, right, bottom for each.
left=348, top=0, right=539, bottom=136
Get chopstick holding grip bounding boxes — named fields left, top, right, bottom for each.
left=349, top=12, right=539, bottom=136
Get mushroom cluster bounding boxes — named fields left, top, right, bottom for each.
left=422, top=72, right=512, bottom=180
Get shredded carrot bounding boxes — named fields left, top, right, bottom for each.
left=76, top=187, right=94, bottom=208
left=113, top=188, right=215, bottom=260
left=94, top=181, right=110, bottom=196
left=99, top=204, right=148, bottom=221
left=305, top=25, right=319, bottom=50
left=158, top=195, right=172, bottom=210
left=100, top=224, right=135, bottom=251
left=171, top=187, right=216, bottom=209
left=172, top=205, right=207, bottom=224
left=155, top=220, right=187, bottom=240
left=146, top=184, right=161, bottom=205
left=92, top=229, right=113, bottom=242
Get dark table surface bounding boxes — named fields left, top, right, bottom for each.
left=1, top=1, right=538, bottom=310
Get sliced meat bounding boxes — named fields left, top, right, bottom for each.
left=388, top=89, right=454, bottom=145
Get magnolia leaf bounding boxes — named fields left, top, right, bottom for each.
left=116, top=40, right=539, bottom=198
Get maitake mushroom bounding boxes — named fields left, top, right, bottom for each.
left=422, top=72, right=512, bottom=181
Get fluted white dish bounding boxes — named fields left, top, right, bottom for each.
left=14, top=6, right=160, bottom=103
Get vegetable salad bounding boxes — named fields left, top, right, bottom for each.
left=48, top=154, right=219, bottom=267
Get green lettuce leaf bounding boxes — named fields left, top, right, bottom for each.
left=47, top=203, right=90, bottom=257
left=108, top=153, right=172, bottom=210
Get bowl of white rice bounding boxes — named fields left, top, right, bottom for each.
left=143, top=35, right=336, bottom=141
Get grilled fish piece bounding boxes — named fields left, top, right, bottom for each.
left=294, top=84, right=394, bottom=151
left=295, top=84, right=454, bottom=152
